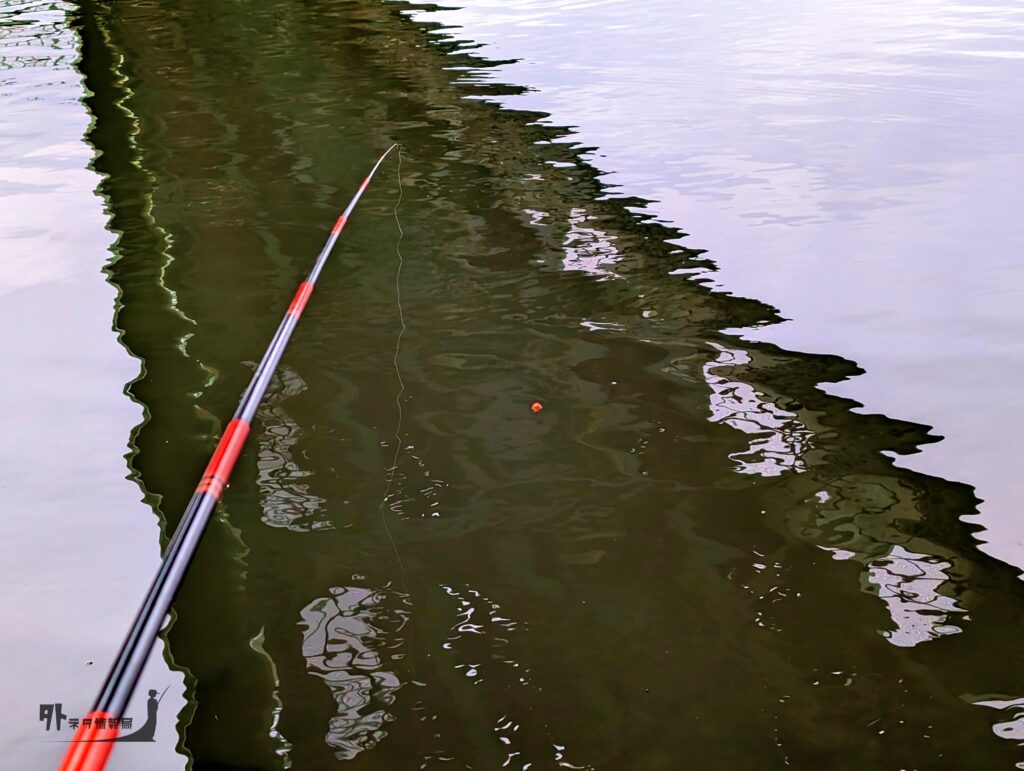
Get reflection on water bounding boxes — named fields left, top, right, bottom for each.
left=703, top=344, right=813, bottom=477
left=435, top=584, right=592, bottom=770
left=63, top=0, right=1024, bottom=767
left=441, top=584, right=524, bottom=687
left=0, top=0, right=79, bottom=293
left=866, top=546, right=967, bottom=648
left=258, top=366, right=330, bottom=532
left=975, top=695, right=1024, bottom=762
left=300, top=583, right=406, bottom=761
left=560, top=207, right=623, bottom=281
left=248, top=627, right=293, bottom=766
left=825, top=543, right=968, bottom=649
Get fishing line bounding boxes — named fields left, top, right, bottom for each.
left=379, top=143, right=410, bottom=592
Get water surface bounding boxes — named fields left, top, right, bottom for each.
left=7, top=0, right=1024, bottom=768
left=411, top=0, right=1024, bottom=573
left=0, top=2, right=183, bottom=769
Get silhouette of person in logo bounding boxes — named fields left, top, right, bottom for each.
left=117, top=687, right=166, bottom=742
left=69, top=686, right=167, bottom=744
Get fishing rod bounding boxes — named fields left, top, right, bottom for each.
left=59, top=144, right=399, bottom=771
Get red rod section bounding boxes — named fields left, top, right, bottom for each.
left=59, top=712, right=118, bottom=771
left=286, top=281, right=315, bottom=318
left=195, top=418, right=250, bottom=499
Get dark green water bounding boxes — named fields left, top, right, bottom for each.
left=45, top=0, right=1024, bottom=767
